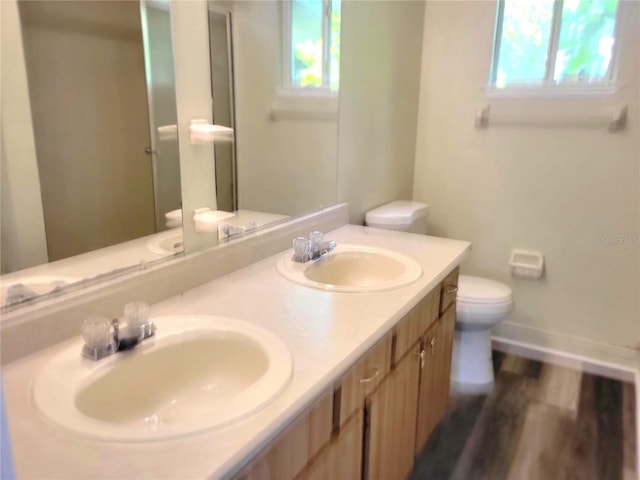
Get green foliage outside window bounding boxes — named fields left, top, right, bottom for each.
left=494, top=0, right=618, bottom=87
left=555, top=0, right=618, bottom=82
left=291, top=0, right=340, bottom=90
left=295, top=40, right=323, bottom=87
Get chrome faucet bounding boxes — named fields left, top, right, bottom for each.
left=81, top=302, right=156, bottom=360
left=292, top=231, right=336, bottom=263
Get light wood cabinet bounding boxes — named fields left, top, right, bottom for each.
left=394, top=287, right=440, bottom=363
left=232, top=268, right=459, bottom=480
left=414, top=303, right=456, bottom=455
left=297, top=411, right=363, bottom=480
left=336, top=332, right=393, bottom=427
left=235, top=388, right=333, bottom=480
left=365, top=344, right=421, bottom=480
left=439, top=266, right=460, bottom=314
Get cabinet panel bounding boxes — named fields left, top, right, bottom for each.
left=297, top=410, right=363, bottom=480
left=366, top=345, right=421, bottom=480
left=234, top=388, right=334, bottom=480
left=415, top=304, right=456, bottom=456
left=394, top=286, right=440, bottom=363
left=432, top=303, right=455, bottom=419
left=337, top=332, right=392, bottom=426
left=439, top=267, right=459, bottom=314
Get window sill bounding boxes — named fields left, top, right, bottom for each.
left=269, top=89, right=338, bottom=121
left=484, top=84, right=621, bottom=100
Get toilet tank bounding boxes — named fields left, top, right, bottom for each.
left=365, top=200, right=429, bottom=234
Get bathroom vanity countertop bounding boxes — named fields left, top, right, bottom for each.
left=2, top=224, right=470, bottom=479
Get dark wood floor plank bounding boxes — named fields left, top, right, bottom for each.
left=622, top=382, right=637, bottom=477
left=593, top=375, right=624, bottom=480
left=409, top=353, right=636, bottom=480
left=410, top=394, right=487, bottom=480
left=448, top=360, right=539, bottom=480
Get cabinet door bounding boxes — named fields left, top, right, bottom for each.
left=337, top=333, right=393, bottom=427
left=439, top=267, right=459, bottom=314
left=298, top=410, right=363, bottom=480
left=432, top=303, right=455, bottom=419
left=234, top=389, right=333, bottom=480
left=415, top=304, right=456, bottom=456
left=366, top=345, right=421, bottom=480
left=394, top=287, right=440, bottom=363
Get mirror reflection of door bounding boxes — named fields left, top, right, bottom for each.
left=208, top=9, right=237, bottom=213
left=141, top=0, right=182, bottom=236
left=18, top=0, right=180, bottom=263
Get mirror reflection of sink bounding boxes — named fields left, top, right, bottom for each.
left=0, top=275, right=79, bottom=306
left=276, top=244, right=422, bottom=293
left=33, top=316, right=293, bottom=442
left=146, top=228, right=184, bottom=256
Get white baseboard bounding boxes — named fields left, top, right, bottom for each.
left=493, top=321, right=639, bottom=380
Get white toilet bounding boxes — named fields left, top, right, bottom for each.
left=452, top=275, right=512, bottom=393
left=365, top=200, right=513, bottom=394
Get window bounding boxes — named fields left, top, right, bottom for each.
left=491, top=0, right=620, bottom=90
left=285, top=0, right=341, bottom=92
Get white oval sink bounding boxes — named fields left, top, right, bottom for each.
left=33, top=316, right=293, bottom=442
left=276, top=244, right=422, bottom=293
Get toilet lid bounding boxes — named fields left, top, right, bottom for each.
left=365, top=201, right=429, bottom=227
left=457, top=275, right=512, bottom=304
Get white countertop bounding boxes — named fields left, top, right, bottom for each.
left=2, top=224, right=470, bottom=479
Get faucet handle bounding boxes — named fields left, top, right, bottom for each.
left=124, top=301, right=149, bottom=329
left=123, top=301, right=155, bottom=343
left=81, top=316, right=114, bottom=348
left=293, top=236, right=311, bottom=262
left=309, top=231, right=324, bottom=253
left=81, top=316, right=118, bottom=360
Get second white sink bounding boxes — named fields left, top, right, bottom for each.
left=276, top=244, right=422, bottom=293
left=146, top=229, right=184, bottom=256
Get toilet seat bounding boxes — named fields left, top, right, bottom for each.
left=457, top=298, right=513, bottom=316
left=456, top=276, right=513, bottom=329
left=457, top=275, right=512, bottom=304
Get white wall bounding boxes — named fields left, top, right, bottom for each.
left=337, top=0, right=425, bottom=225
left=0, top=0, right=48, bottom=274
left=413, top=1, right=640, bottom=348
left=232, top=0, right=338, bottom=217
left=171, top=0, right=220, bottom=253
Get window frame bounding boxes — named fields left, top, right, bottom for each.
left=281, top=0, right=338, bottom=94
left=488, top=0, right=623, bottom=97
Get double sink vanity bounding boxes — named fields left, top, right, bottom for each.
left=1, top=206, right=470, bottom=479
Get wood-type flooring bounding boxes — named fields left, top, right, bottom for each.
left=410, top=352, right=637, bottom=480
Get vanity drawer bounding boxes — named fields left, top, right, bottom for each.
left=439, top=267, right=459, bottom=314
left=394, top=286, right=440, bottom=364
left=234, top=388, right=333, bottom=480
left=336, top=332, right=392, bottom=426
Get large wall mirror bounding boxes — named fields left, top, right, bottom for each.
left=0, top=0, right=339, bottom=310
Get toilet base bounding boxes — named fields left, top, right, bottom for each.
left=450, top=328, right=495, bottom=394
left=451, top=378, right=494, bottom=395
